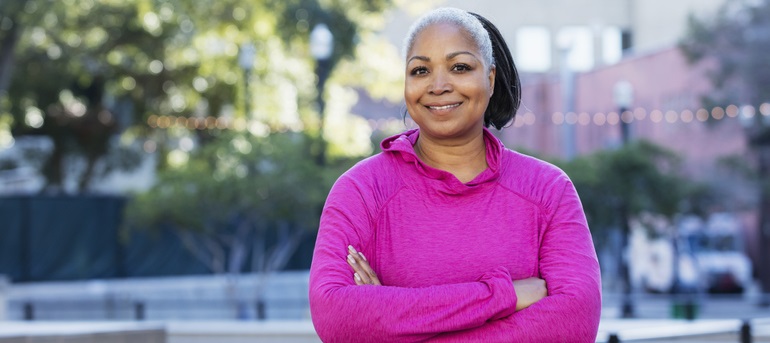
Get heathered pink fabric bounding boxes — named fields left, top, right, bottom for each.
left=309, top=128, right=601, bottom=342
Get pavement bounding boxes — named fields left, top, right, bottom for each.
left=599, top=293, right=770, bottom=342
left=601, top=293, right=770, bottom=320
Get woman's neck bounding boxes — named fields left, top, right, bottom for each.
left=414, top=130, right=488, bottom=183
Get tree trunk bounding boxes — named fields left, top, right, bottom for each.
left=0, top=4, right=24, bottom=95
left=77, top=151, right=99, bottom=192
left=41, top=135, right=65, bottom=193
left=757, top=144, right=770, bottom=300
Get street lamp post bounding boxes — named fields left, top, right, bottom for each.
left=558, top=38, right=576, bottom=160
left=238, top=42, right=264, bottom=320
left=740, top=105, right=770, bottom=308
left=613, top=80, right=634, bottom=318
left=310, top=23, right=333, bottom=166
left=613, top=81, right=633, bottom=144
left=239, top=43, right=256, bottom=118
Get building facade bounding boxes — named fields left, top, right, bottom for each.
left=382, top=0, right=729, bottom=73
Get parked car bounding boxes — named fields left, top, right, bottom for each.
left=629, top=213, right=753, bottom=294
left=682, top=213, right=753, bottom=293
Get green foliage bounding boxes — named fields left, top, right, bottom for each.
left=124, top=130, right=357, bottom=274
left=552, top=141, right=703, bottom=237
left=126, top=131, right=354, bottom=234
left=0, top=0, right=393, bottom=192
left=680, top=0, right=770, bottom=131
left=680, top=2, right=770, bottom=292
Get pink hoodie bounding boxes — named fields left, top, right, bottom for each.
left=309, top=128, right=601, bottom=342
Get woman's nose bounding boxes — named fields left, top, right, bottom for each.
left=428, top=71, right=452, bottom=95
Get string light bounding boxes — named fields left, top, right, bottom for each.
left=564, top=112, right=577, bottom=125
left=186, top=117, right=197, bottom=130
left=522, top=112, right=536, bottom=126
left=650, top=110, right=663, bottom=123
left=665, top=110, right=678, bottom=123
left=696, top=109, right=709, bottom=122
left=621, top=110, right=634, bottom=124
left=741, top=105, right=756, bottom=119
left=760, top=103, right=770, bottom=116
left=158, top=116, right=171, bottom=128
left=578, top=112, right=591, bottom=126
left=196, top=118, right=207, bottom=130
left=145, top=102, right=770, bottom=133
left=216, top=117, right=229, bottom=129
left=633, top=108, right=646, bottom=121
left=712, top=107, right=725, bottom=120
left=681, top=110, right=694, bottom=123
left=552, top=112, right=565, bottom=125
left=593, top=112, right=607, bottom=126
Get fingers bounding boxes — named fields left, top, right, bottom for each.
left=347, top=245, right=381, bottom=286
left=347, top=253, right=371, bottom=284
left=356, top=253, right=381, bottom=285
left=512, top=277, right=548, bottom=311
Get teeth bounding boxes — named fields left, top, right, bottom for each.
left=429, top=103, right=460, bottom=110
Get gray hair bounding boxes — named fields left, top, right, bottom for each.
left=402, top=7, right=494, bottom=69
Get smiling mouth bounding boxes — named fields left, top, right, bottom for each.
left=426, top=103, right=461, bottom=111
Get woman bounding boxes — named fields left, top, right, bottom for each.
left=309, top=7, right=601, bottom=342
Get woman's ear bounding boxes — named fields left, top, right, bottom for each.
left=488, top=65, right=496, bottom=97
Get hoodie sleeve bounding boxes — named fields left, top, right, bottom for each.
left=430, top=179, right=602, bottom=342
left=308, top=173, right=518, bottom=343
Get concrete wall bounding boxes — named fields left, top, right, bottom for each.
left=0, top=323, right=166, bottom=343
left=167, top=321, right=320, bottom=343
left=6, top=271, right=311, bottom=321
left=0, top=276, right=7, bottom=321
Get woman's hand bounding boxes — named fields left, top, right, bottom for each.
left=346, top=245, right=381, bottom=286
left=513, top=277, right=547, bottom=311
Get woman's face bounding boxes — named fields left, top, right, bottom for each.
left=405, top=22, right=495, bottom=141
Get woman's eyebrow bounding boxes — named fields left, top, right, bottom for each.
left=407, top=55, right=430, bottom=64
left=408, top=51, right=477, bottom=64
left=446, top=51, right=476, bottom=60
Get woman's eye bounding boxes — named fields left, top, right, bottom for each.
left=410, top=66, right=428, bottom=75
left=452, top=64, right=471, bottom=72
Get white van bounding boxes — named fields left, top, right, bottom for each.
left=629, top=213, right=753, bottom=294
left=682, top=213, right=753, bottom=293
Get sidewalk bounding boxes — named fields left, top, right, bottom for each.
left=1, top=319, right=768, bottom=343
left=597, top=318, right=770, bottom=342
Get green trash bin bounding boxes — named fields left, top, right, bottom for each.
left=671, top=298, right=699, bottom=320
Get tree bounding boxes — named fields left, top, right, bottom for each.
left=124, top=130, right=357, bottom=318
left=552, top=140, right=707, bottom=317
left=1, top=0, right=397, bottom=318
left=555, top=141, right=692, bottom=238
left=680, top=0, right=770, bottom=297
left=0, top=0, right=391, bottom=192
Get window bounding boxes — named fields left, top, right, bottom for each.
left=515, top=26, right=551, bottom=72
left=602, top=26, right=623, bottom=65
left=557, top=26, right=594, bottom=72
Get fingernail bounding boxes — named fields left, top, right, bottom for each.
left=359, top=252, right=367, bottom=261
left=347, top=254, right=356, bottom=264
left=348, top=245, right=357, bottom=253
left=354, top=273, right=361, bottom=281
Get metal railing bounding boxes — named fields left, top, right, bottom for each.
left=600, top=317, right=770, bottom=343
left=8, top=297, right=309, bottom=321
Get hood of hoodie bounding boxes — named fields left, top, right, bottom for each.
left=380, top=127, right=503, bottom=195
